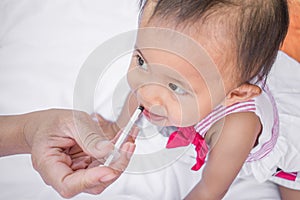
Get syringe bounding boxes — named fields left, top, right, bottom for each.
left=104, top=105, right=144, bottom=166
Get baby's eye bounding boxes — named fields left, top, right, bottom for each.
left=168, top=83, right=187, bottom=95
left=136, top=55, right=148, bottom=71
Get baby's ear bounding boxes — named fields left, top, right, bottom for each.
left=224, top=83, right=261, bottom=106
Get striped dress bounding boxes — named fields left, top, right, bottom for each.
left=192, top=85, right=300, bottom=190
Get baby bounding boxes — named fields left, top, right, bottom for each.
left=98, top=0, right=300, bottom=199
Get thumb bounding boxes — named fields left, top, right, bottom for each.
left=71, top=112, right=114, bottom=160
left=91, top=113, right=107, bottom=124
left=82, top=133, right=114, bottom=160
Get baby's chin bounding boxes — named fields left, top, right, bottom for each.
left=146, top=118, right=170, bottom=127
left=167, top=120, right=200, bottom=128
left=143, top=114, right=195, bottom=128
left=150, top=119, right=192, bottom=128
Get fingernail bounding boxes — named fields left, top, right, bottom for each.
left=100, top=173, right=117, bottom=182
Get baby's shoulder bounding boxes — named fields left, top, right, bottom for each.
left=206, top=112, right=261, bottom=147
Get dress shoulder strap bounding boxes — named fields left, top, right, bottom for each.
left=194, top=100, right=256, bottom=137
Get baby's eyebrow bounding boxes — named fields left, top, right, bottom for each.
left=134, top=45, right=142, bottom=53
left=134, top=45, right=149, bottom=63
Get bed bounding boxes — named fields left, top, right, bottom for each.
left=0, top=1, right=299, bottom=199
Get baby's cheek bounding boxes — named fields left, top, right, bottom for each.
left=183, top=114, right=201, bottom=127
left=168, top=115, right=182, bottom=127
left=182, top=107, right=202, bottom=127
left=167, top=108, right=196, bottom=127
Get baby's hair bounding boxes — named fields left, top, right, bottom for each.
left=139, top=0, right=289, bottom=83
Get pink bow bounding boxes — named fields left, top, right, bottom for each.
left=166, top=126, right=208, bottom=171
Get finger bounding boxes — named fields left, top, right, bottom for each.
left=71, top=112, right=115, bottom=159
left=88, top=158, right=103, bottom=168
left=37, top=149, right=120, bottom=198
left=81, top=166, right=121, bottom=195
left=111, top=126, right=139, bottom=143
left=67, top=144, right=87, bottom=159
left=111, top=129, right=123, bottom=144
left=91, top=113, right=121, bottom=141
left=83, top=135, right=114, bottom=160
left=70, top=156, right=92, bottom=170
left=109, top=142, right=136, bottom=171
left=61, top=166, right=121, bottom=198
left=111, top=126, right=139, bottom=146
left=130, top=126, right=140, bottom=140
left=90, top=113, right=108, bottom=123
left=33, top=150, right=74, bottom=195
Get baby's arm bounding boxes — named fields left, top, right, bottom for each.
left=185, top=112, right=261, bottom=200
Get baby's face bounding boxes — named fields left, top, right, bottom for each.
left=127, top=24, right=235, bottom=127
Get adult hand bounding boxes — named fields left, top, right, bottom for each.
left=91, top=113, right=121, bottom=140
left=22, top=109, right=136, bottom=198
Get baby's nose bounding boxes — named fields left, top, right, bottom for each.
left=137, top=84, right=166, bottom=107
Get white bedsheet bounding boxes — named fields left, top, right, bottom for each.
left=1, top=1, right=298, bottom=199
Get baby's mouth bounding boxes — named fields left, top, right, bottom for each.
left=143, top=109, right=166, bottom=122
